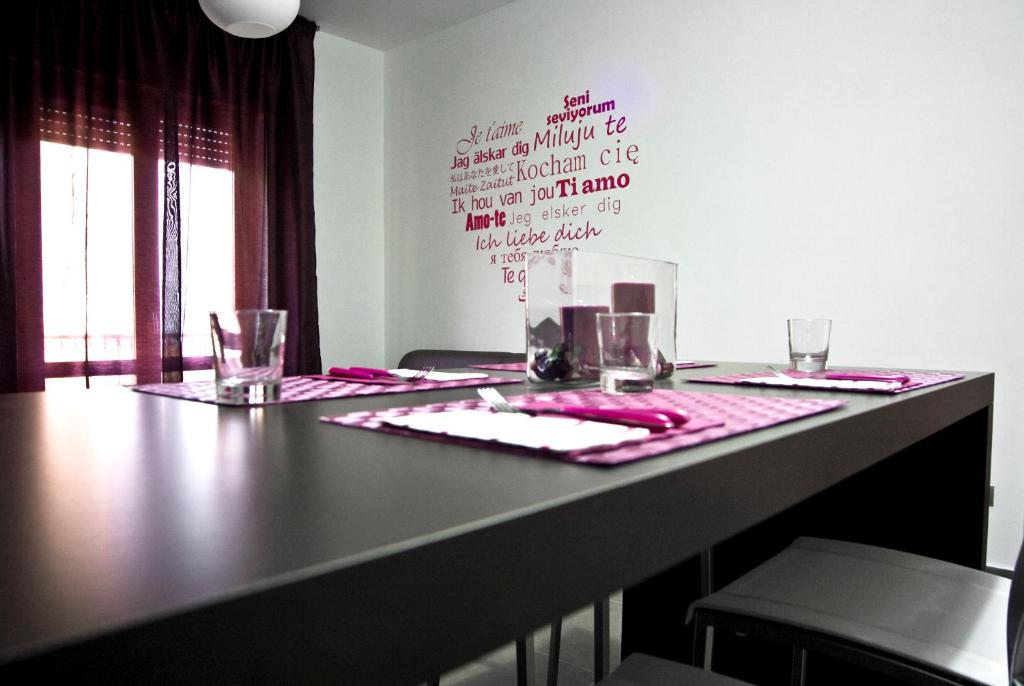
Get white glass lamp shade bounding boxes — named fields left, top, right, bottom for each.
left=198, top=0, right=300, bottom=38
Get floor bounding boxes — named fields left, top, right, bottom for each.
left=436, top=593, right=623, bottom=686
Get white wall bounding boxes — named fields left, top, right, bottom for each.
left=382, top=0, right=1024, bottom=567
left=313, top=32, right=386, bottom=367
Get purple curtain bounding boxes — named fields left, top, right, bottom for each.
left=0, top=0, right=321, bottom=392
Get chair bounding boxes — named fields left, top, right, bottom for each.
left=688, top=536, right=1024, bottom=685
left=598, top=652, right=751, bottom=685
left=397, top=349, right=525, bottom=369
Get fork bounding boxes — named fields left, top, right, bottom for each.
left=477, top=387, right=523, bottom=413
left=766, top=366, right=793, bottom=380
left=476, top=387, right=679, bottom=431
left=408, top=365, right=435, bottom=382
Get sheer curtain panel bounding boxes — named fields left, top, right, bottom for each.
left=1, top=0, right=321, bottom=392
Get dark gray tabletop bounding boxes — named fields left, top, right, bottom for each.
left=0, top=362, right=994, bottom=683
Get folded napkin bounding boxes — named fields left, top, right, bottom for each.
left=308, top=366, right=490, bottom=384
left=511, top=401, right=688, bottom=430
left=739, top=376, right=902, bottom=391
left=329, top=366, right=393, bottom=379
left=304, top=373, right=406, bottom=385
left=382, top=409, right=650, bottom=453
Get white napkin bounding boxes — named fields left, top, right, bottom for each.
left=739, top=376, right=902, bottom=392
left=382, top=409, right=650, bottom=452
left=389, top=369, right=489, bottom=381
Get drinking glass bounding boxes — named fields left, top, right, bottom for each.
left=597, top=313, right=658, bottom=394
left=788, top=318, right=831, bottom=372
left=210, top=309, right=287, bottom=404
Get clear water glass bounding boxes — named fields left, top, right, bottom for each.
left=210, top=309, right=287, bottom=404
left=597, top=313, right=658, bottom=394
left=787, top=318, right=831, bottom=372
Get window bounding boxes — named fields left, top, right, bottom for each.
left=38, top=108, right=235, bottom=389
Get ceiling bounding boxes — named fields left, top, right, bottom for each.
left=298, top=0, right=519, bottom=50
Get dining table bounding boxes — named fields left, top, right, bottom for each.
left=0, top=362, right=993, bottom=684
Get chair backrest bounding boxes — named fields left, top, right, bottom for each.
left=1009, top=535, right=1024, bottom=685
left=397, top=349, right=525, bottom=369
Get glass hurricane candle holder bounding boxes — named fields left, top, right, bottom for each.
left=525, top=250, right=677, bottom=384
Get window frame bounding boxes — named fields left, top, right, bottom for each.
left=36, top=101, right=236, bottom=386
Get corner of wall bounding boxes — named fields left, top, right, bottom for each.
left=313, top=33, right=386, bottom=366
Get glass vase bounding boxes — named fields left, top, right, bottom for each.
left=525, top=250, right=678, bottom=384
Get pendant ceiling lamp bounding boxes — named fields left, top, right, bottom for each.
left=198, top=0, right=300, bottom=38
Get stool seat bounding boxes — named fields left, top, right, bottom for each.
left=689, top=537, right=1010, bottom=685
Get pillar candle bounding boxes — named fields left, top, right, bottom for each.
left=559, top=304, right=609, bottom=370
left=611, top=282, right=655, bottom=314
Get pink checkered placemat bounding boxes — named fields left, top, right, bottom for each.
left=321, top=388, right=845, bottom=466
left=132, top=374, right=521, bottom=406
left=468, top=361, right=717, bottom=372
left=687, top=369, right=963, bottom=394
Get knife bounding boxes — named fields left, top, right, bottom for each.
left=824, top=372, right=911, bottom=384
